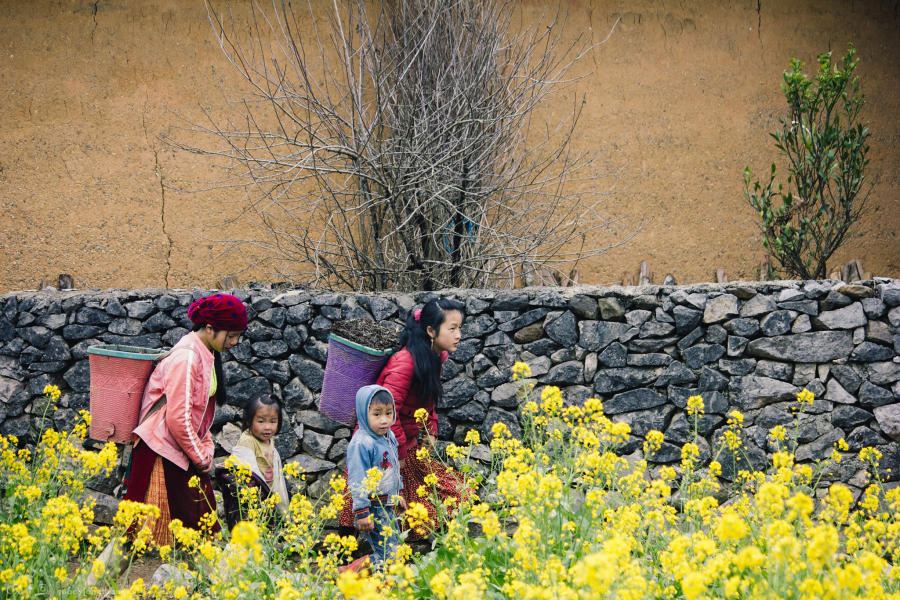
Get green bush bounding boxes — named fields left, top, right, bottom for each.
left=745, top=45, right=870, bottom=280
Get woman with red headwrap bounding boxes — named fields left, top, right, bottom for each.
left=122, top=293, right=248, bottom=546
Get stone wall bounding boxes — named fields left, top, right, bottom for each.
left=1, top=279, right=899, bottom=505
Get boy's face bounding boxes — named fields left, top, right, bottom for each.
left=367, top=400, right=394, bottom=436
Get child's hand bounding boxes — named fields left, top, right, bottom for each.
left=356, top=516, right=374, bottom=532
left=398, top=496, right=408, bottom=511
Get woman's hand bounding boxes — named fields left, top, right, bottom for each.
left=424, top=434, right=437, bottom=449
left=397, top=496, right=408, bottom=511
left=399, top=457, right=406, bottom=470
left=356, top=515, right=374, bottom=532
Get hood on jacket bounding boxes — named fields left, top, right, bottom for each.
left=355, top=384, right=396, bottom=438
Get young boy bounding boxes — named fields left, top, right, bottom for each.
left=346, top=384, right=407, bottom=569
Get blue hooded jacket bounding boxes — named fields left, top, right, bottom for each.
left=346, top=384, right=403, bottom=521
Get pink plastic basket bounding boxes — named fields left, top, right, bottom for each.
left=87, top=345, right=165, bottom=443
left=319, top=334, right=392, bottom=426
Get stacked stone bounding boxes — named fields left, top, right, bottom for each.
left=1, top=279, right=898, bottom=506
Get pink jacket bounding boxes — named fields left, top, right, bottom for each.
left=133, top=331, right=216, bottom=471
left=377, top=348, right=447, bottom=459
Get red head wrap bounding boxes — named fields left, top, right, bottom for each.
left=187, top=293, right=248, bottom=331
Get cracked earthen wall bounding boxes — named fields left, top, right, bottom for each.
left=1, top=0, right=898, bottom=292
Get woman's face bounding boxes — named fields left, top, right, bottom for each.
left=207, top=327, right=242, bottom=352
left=428, top=309, right=463, bottom=354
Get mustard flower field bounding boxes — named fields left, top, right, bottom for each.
left=2, top=371, right=899, bottom=600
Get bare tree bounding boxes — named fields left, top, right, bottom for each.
left=173, top=0, right=629, bottom=291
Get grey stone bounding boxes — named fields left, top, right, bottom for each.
left=597, top=297, right=626, bottom=320
left=212, top=403, right=241, bottom=430
left=729, top=375, right=798, bottom=410
left=791, top=362, right=816, bottom=387
left=605, top=388, right=666, bottom=415
left=498, top=308, right=548, bottom=333
left=846, top=426, right=888, bottom=450
left=0, top=376, right=25, bottom=405
left=285, top=303, right=312, bottom=324
left=777, top=287, right=805, bottom=303
left=655, top=361, right=696, bottom=386
left=19, top=326, right=52, bottom=348
left=704, top=324, right=727, bottom=344
left=216, top=422, right=243, bottom=453
left=861, top=297, right=886, bottom=319
left=40, top=336, right=71, bottom=362
left=858, top=381, right=894, bottom=408
left=327, top=438, right=349, bottom=462
left=76, top=307, right=111, bottom=325
left=866, top=321, right=894, bottom=345
left=253, top=360, right=291, bottom=386
left=0, top=319, right=14, bottom=342
left=525, top=355, right=552, bottom=378
left=795, top=428, right=845, bottom=462
left=523, top=338, right=558, bottom=357
left=682, top=344, right=725, bottom=369
left=625, top=309, right=652, bottom=328
left=63, top=360, right=91, bottom=392
left=812, top=302, right=868, bottom=330
left=759, top=311, right=792, bottom=336
left=698, top=367, right=728, bottom=391
left=888, top=306, right=900, bottom=328
left=873, top=404, right=900, bottom=442
left=866, top=362, right=900, bottom=386
left=778, top=299, right=818, bottom=315
left=476, top=366, right=509, bottom=387
left=639, top=321, right=675, bottom=338
left=448, top=399, right=488, bottom=423
left=550, top=346, right=577, bottom=363
left=879, top=284, right=900, bottom=306
left=803, top=281, right=830, bottom=299
left=739, top=294, right=776, bottom=317
left=832, top=405, right=873, bottom=431
left=480, top=407, right=521, bottom=442
left=724, top=318, right=759, bottom=337
left=285, top=454, right=337, bottom=474
left=578, top=321, right=631, bottom=351
left=568, top=295, right=598, bottom=320
left=156, top=294, right=180, bottom=310
left=542, top=361, right=583, bottom=385
left=598, top=342, right=627, bottom=367
left=544, top=311, right=577, bottom=347
left=584, top=353, right=598, bottom=382
left=229, top=377, right=272, bottom=408
left=491, top=380, right=528, bottom=409
left=125, top=301, right=156, bottom=319
left=289, top=356, right=324, bottom=391
left=727, top=336, right=749, bottom=356
left=676, top=327, right=704, bottom=350
left=746, top=331, right=853, bottom=362
left=791, top=314, right=812, bottom=333
left=821, top=290, right=853, bottom=310
left=462, top=315, right=497, bottom=339
left=295, top=409, right=344, bottom=433
left=108, top=318, right=143, bottom=336
left=627, top=353, right=671, bottom=367
left=104, top=298, right=127, bottom=317
left=804, top=379, right=828, bottom=402
left=825, top=379, right=856, bottom=404
left=85, top=490, right=119, bottom=525
left=513, top=322, right=544, bottom=344
left=665, top=412, right=724, bottom=444
left=302, top=429, right=333, bottom=459
left=719, top=441, right=768, bottom=482
left=718, top=358, right=756, bottom=376
left=754, top=360, right=793, bottom=382
left=465, top=296, right=490, bottom=314
left=593, top=367, right=664, bottom=394
left=367, top=297, right=397, bottom=321
left=703, top=294, right=739, bottom=323
left=143, top=312, right=176, bottom=333
left=482, top=344, right=517, bottom=369
left=38, top=313, right=67, bottom=330
left=0, top=415, right=31, bottom=440
left=627, top=336, right=678, bottom=353
left=440, top=375, right=478, bottom=409
left=228, top=341, right=254, bottom=363
left=252, top=340, right=289, bottom=358
left=756, top=405, right=794, bottom=431
left=484, top=331, right=513, bottom=347
left=673, top=306, right=702, bottom=334
left=453, top=339, right=481, bottom=363
left=831, top=364, right=863, bottom=393
left=850, top=341, right=894, bottom=362
left=489, top=290, right=527, bottom=311
left=613, top=404, right=675, bottom=437
left=245, top=321, right=279, bottom=342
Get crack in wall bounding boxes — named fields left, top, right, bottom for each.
left=89, top=2, right=98, bottom=46
left=143, top=107, right=172, bottom=288
left=757, top=1, right=762, bottom=42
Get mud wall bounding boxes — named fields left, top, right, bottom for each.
left=1, top=0, right=899, bottom=292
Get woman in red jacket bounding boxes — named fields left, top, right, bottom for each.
left=339, top=297, right=469, bottom=540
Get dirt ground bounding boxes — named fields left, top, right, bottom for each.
left=1, top=0, right=898, bottom=293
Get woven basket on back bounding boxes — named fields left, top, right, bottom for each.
left=87, top=344, right=166, bottom=443
left=319, top=333, right=392, bottom=427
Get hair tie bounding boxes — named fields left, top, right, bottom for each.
left=414, top=308, right=422, bottom=322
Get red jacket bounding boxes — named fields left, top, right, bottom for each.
left=376, top=348, right=446, bottom=459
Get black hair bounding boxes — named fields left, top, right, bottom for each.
left=370, top=390, right=394, bottom=407
left=398, top=298, right=464, bottom=405
left=241, top=394, right=283, bottom=433
left=191, top=322, right=230, bottom=407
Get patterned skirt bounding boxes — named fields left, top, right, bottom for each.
left=338, top=448, right=472, bottom=540
left=123, top=441, right=219, bottom=546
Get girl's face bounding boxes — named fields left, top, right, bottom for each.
left=250, top=403, right=280, bottom=443
left=367, top=401, right=394, bottom=436
left=206, top=327, right=242, bottom=352
left=428, top=309, right=463, bottom=354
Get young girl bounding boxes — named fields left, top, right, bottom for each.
left=339, top=297, right=469, bottom=538
left=218, top=394, right=290, bottom=529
